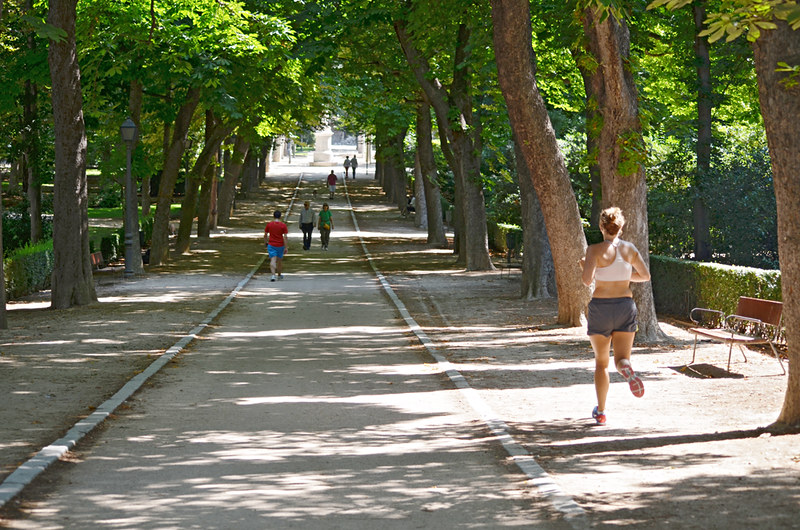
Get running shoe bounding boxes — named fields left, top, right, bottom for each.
left=618, top=361, right=645, bottom=398
left=278, top=274, right=284, bottom=280
left=592, top=406, right=606, bottom=425
left=270, top=275, right=276, bottom=282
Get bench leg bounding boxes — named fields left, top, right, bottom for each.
left=768, top=342, right=787, bottom=375
left=727, top=343, right=748, bottom=372
left=690, top=335, right=700, bottom=365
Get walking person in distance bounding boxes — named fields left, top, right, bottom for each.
left=350, top=155, right=358, bottom=179
left=318, top=203, right=334, bottom=251
left=343, top=156, right=351, bottom=178
left=580, top=207, right=651, bottom=425
left=264, top=210, right=289, bottom=281
left=298, top=201, right=316, bottom=251
left=327, top=170, right=338, bottom=199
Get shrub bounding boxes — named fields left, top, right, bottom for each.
left=4, top=239, right=54, bottom=300
left=100, top=233, right=121, bottom=263
left=2, top=209, right=54, bottom=257
left=651, top=255, right=781, bottom=318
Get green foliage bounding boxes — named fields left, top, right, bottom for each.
left=2, top=205, right=54, bottom=257
left=100, top=232, right=122, bottom=263
left=4, top=239, right=54, bottom=300
left=140, top=215, right=154, bottom=247
left=651, top=255, right=781, bottom=317
left=648, top=0, right=800, bottom=41
left=646, top=131, right=777, bottom=268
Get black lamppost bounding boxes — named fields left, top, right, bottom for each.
left=120, top=118, right=138, bottom=278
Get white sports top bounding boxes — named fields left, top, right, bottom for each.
left=594, top=240, right=632, bottom=282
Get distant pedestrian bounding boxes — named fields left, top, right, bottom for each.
left=318, top=203, right=334, bottom=251
left=264, top=210, right=289, bottom=281
left=580, top=206, right=651, bottom=425
left=298, top=201, right=316, bottom=251
left=343, top=156, right=351, bottom=178
left=327, top=170, right=338, bottom=199
left=350, top=155, right=358, bottom=179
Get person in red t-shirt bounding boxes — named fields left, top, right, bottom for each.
left=264, top=210, right=289, bottom=281
left=327, top=170, right=338, bottom=199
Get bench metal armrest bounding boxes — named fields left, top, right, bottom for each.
left=690, top=307, right=725, bottom=327
left=724, top=314, right=779, bottom=339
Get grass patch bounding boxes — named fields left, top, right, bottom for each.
left=88, top=204, right=181, bottom=219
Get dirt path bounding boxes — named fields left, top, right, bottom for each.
left=1, top=160, right=798, bottom=528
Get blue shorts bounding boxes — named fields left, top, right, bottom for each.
left=267, top=245, right=285, bottom=258
left=587, top=297, right=638, bottom=336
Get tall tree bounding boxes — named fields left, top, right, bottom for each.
left=47, top=0, right=96, bottom=307
left=692, top=0, right=713, bottom=260
left=23, top=0, right=42, bottom=244
left=217, top=135, right=250, bottom=226
left=751, top=21, right=800, bottom=427
left=513, top=134, right=556, bottom=300
left=416, top=100, right=447, bottom=247
left=490, top=0, right=589, bottom=325
left=175, top=110, right=233, bottom=254
left=149, top=88, right=200, bottom=265
left=649, top=0, right=800, bottom=426
left=395, top=18, right=494, bottom=271
left=581, top=4, right=665, bottom=341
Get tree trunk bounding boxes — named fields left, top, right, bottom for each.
left=574, top=58, right=603, bottom=227
left=389, top=129, right=407, bottom=210
left=130, top=79, right=151, bottom=216
left=175, top=111, right=232, bottom=253
left=125, top=79, right=144, bottom=274
left=149, top=87, right=200, bottom=266
left=395, top=20, right=493, bottom=271
left=413, top=152, right=427, bottom=228
left=751, top=21, right=800, bottom=427
left=416, top=101, right=447, bottom=247
left=24, top=0, right=42, bottom=244
left=514, top=134, right=556, bottom=300
left=47, top=0, right=96, bottom=308
left=0, top=199, right=7, bottom=329
left=197, top=141, right=221, bottom=239
left=692, top=0, right=713, bottom=261
left=490, top=0, right=588, bottom=325
left=217, top=135, right=249, bottom=226
left=258, top=143, right=269, bottom=185
left=581, top=7, right=665, bottom=342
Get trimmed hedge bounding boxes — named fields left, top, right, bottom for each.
left=4, top=239, right=55, bottom=300
left=651, top=255, right=781, bottom=318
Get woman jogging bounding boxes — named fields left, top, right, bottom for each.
left=580, top=207, right=651, bottom=425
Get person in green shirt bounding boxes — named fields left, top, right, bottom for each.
left=317, top=203, right=334, bottom=251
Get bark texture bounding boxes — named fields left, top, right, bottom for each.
left=0, top=199, right=6, bottom=329
left=514, top=135, right=556, bottom=300
left=217, top=136, right=250, bottom=226
left=692, top=0, right=713, bottom=261
left=416, top=102, right=447, bottom=247
left=24, top=0, right=42, bottom=244
left=149, top=88, right=200, bottom=266
left=582, top=7, right=665, bottom=341
left=48, top=0, right=97, bottom=308
left=125, top=79, right=144, bottom=275
left=395, top=20, right=493, bottom=271
left=751, top=21, right=800, bottom=427
left=175, top=111, right=231, bottom=254
left=490, top=0, right=588, bottom=325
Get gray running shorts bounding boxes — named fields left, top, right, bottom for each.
left=587, top=297, right=638, bottom=337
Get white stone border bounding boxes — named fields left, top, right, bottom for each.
left=342, top=178, right=589, bottom=528
left=0, top=173, right=305, bottom=508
